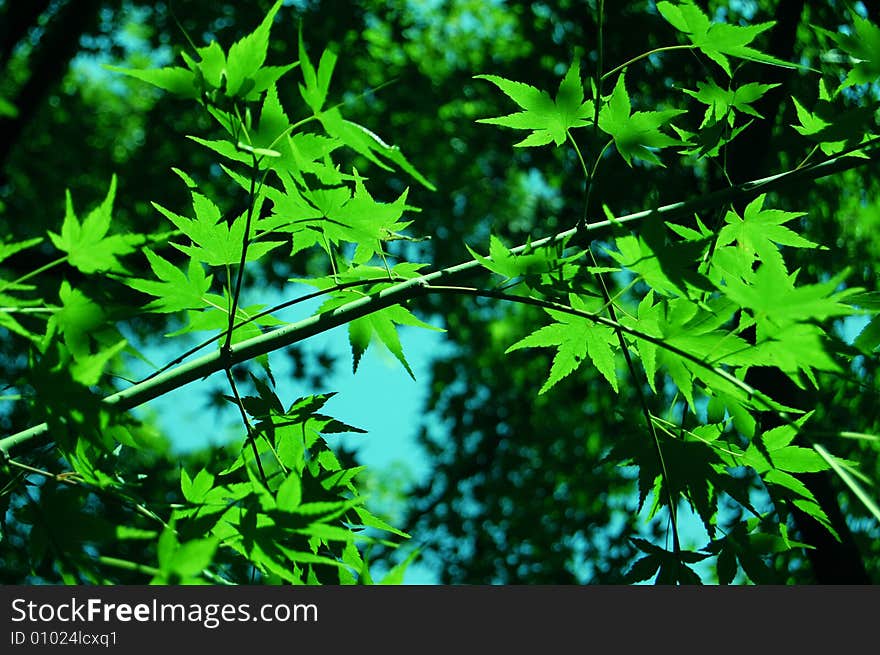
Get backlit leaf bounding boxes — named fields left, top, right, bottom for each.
left=657, top=0, right=794, bottom=76
left=475, top=60, right=594, bottom=147
left=126, top=250, right=212, bottom=314
left=48, top=176, right=138, bottom=274
left=506, top=294, right=618, bottom=394
left=598, top=73, right=685, bottom=166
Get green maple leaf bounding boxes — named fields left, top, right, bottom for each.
left=46, top=282, right=105, bottom=360
left=318, top=108, right=435, bottom=190
left=721, top=262, right=856, bottom=334
left=251, top=84, right=292, bottom=152
left=707, top=521, right=800, bottom=584
left=466, top=234, right=575, bottom=281
left=287, top=133, right=344, bottom=185
left=716, top=194, right=821, bottom=273
left=152, top=190, right=284, bottom=267
left=750, top=422, right=829, bottom=475
left=761, top=422, right=831, bottom=473
left=125, top=249, right=213, bottom=313
left=790, top=79, right=875, bottom=156
left=317, top=289, right=443, bottom=379
left=346, top=305, right=440, bottom=380
left=630, top=294, right=763, bottom=406
left=107, top=0, right=295, bottom=103
left=626, top=538, right=709, bottom=584
left=48, top=176, right=139, bottom=274
left=224, top=0, right=285, bottom=97
left=69, top=340, right=128, bottom=387
left=657, top=0, right=794, bottom=76
left=298, top=29, right=338, bottom=114
left=738, top=420, right=837, bottom=536
left=103, top=64, right=200, bottom=99
left=672, top=120, right=750, bottom=159
left=605, top=218, right=713, bottom=296
left=243, top=169, right=322, bottom=254
left=683, top=80, right=779, bottom=127
left=325, top=172, right=413, bottom=263
left=506, top=294, right=618, bottom=394
left=475, top=60, right=594, bottom=147
left=749, top=322, right=844, bottom=387
left=720, top=262, right=858, bottom=386
left=817, top=13, right=880, bottom=86
left=598, top=73, right=686, bottom=166
left=194, top=84, right=297, bottom=174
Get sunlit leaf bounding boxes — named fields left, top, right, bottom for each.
left=598, top=73, right=685, bottom=166
left=48, top=176, right=139, bottom=274
left=657, top=0, right=794, bottom=76
left=506, top=294, right=618, bottom=394
left=475, top=60, right=594, bottom=147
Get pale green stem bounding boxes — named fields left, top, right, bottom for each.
left=602, top=44, right=696, bottom=81
left=0, top=307, right=56, bottom=314
left=96, top=555, right=161, bottom=577
left=1, top=256, right=66, bottom=290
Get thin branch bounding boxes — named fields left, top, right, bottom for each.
left=584, top=18, right=679, bottom=552
left=139, top=277, right=400, bottom=383
left=222, top=155, right=260, bottom=356
left=2, top=144, right=878, bottom=458
left=5, top=457, right=167, bottom=527
left=96, top=555, right=161, bottom=578
left=602, top=44, right=696, bottom=82
left=423, top=284, right=880, bottom=526
left=224, top=368, right=267, bottom=482
left=1, top=255, right=66, bottom=290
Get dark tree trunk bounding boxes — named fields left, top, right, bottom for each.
left=0, top=0, right=102, bottom=176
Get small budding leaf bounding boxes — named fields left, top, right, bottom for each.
left=299, top=30, right=338, bottom=114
